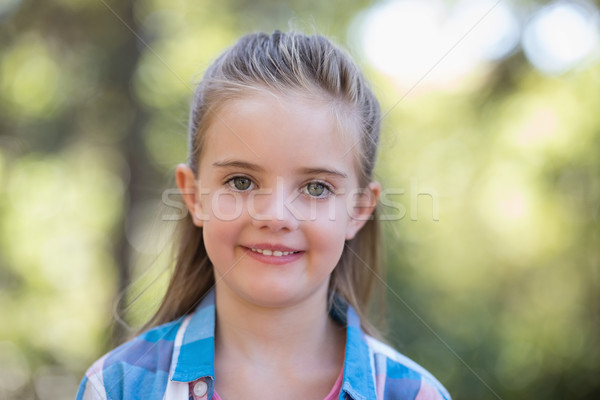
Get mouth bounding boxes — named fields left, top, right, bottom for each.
left=248, top=248, right=301, bottom=257
left=243, top=244, right=304, bottom=264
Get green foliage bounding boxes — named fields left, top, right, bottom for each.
left=374, top=64, right=600, bottom=399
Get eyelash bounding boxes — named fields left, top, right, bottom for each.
left=300, top=180, right=335, bottom=199
left=224, top=175, right=336, bottom=199
left=225, top=175, right=256, bottom=192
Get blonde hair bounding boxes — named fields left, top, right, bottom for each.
left=145, top=31, right=382, bottom=335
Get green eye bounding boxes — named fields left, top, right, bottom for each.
left=229, top=176, right=253, bottom=191
left=305, top=182, right=330, bottom=198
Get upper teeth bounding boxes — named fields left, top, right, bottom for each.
left=250, top=248, right=298, bottom=256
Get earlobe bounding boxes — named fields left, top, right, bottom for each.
left=175, top=164, right=204, bottom=227
left=345, top=181, right=381, bottom=240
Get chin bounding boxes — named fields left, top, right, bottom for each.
left=244, top=287, right=300, bottom=308
left=243, top=281, right=328, bottom=310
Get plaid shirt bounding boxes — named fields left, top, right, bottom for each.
left=77, top=290, right=451, bottom=400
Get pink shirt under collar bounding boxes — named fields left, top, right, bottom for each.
left=190, top=367, right=344, bottom=400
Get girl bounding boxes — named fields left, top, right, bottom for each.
left=77, top=31, right=451, bottom=400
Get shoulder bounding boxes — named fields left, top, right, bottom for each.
left=365, top=335, right=452, bottom=400
left=76, top=318, right=185, bottom=400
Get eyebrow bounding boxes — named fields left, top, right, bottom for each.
left=298, top=167, right=348, bottom=179
left=212, top=160, right=348, bottom=179
left=212, top=160, right=265, bottom=172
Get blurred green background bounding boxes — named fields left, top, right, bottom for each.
left=0, top=0, right=599, bottom=399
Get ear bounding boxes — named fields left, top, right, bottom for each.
left=345, top=181, right=381, bottom=241
left=175, top=164, right=205, bottom=227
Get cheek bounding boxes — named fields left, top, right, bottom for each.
left=203, top=221, right=241, bottom=278
left=204, top=190, right=244, bottom=221
left=305, top=220, right=347, bottom=274
left=292, top=195, right=351, bottom=223
left=201, top=193, right=246, bottom=269
left=304, top=200, right=350, bottom=260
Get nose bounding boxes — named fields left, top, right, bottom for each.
left=248, top=179, right=300, bottom=232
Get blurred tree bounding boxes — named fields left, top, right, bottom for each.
left=0, top=0, right=599, bottom=399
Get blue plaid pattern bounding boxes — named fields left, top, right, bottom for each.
left=77, top=290, right=450, bottom=400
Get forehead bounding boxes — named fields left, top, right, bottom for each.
left=200, top=91, right=361, bottom=177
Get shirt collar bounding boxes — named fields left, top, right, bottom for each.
left=170, top=290, right=216, bottom=382
left=329, top=293, right=377, bottom=400
left=169, top=289, right=377, bottom=400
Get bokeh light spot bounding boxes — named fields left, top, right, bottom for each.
left=353, top=0, right=519, bottom=88
left=522, top=0, right=600, bottom=74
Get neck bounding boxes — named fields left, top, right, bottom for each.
left=214, top=285, right=345, bottom=369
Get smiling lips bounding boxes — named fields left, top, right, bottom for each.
left=244, top=244, right=303, bottom=264
left=249, top=248, right=300, bottom=257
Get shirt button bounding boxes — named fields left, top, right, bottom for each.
left=193, top=380, right=208, bottom=397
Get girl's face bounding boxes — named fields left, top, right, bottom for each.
left=178, top=91, right=379, bottom=310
